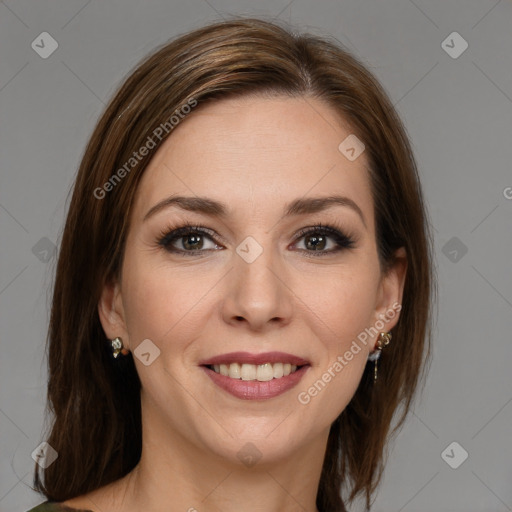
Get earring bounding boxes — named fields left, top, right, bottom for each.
left=110, top=337, right=129, bottom=358
left=368, top=332, right=392, bottom=382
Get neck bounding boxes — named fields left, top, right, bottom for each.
left=118, top=397, right=327, bottom=512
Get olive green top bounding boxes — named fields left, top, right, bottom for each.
left=26, top=501, right=93, bottom=512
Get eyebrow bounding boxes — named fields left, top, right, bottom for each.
left=143, top=194, right=366, bottom=227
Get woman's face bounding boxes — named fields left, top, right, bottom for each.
left=99, top=95, right=406, bottom=466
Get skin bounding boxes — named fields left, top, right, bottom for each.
left=62, top=95, right=406, bottom=512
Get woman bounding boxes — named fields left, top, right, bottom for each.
left=28, top=16, right=434, bottom=512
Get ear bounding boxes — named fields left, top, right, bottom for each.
left=373, top=247, right=407, bottom=332
left=98, top=277, right=130, bottom=349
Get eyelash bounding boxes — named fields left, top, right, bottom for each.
left=157, top=221, right=356, bottom=257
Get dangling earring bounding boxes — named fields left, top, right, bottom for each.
left=368, top=332, right=392, bottom=382
left=110, top=337, right=129, bottom=358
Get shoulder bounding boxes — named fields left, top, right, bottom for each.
left=26, top=501, right=93, bottom=512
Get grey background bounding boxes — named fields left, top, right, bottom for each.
left=1, top=1, right=511, bottom=511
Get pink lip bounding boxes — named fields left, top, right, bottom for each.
left=201, top=365, right=310, bottom=400
left=198, top=351, right=309, bottom=366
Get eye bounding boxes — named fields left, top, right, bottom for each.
left=157, top=223, right=223, bottom=256
left=157, top=221, right=356, bottom=257
left=292, top=223, right=355, bottom=256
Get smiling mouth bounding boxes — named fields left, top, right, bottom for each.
left=205, top=362, right=307, bottom=381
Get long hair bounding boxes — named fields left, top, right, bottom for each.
left=33, top=16, right=435, bottom=511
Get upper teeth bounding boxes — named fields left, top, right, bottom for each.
left=211, top=362, right=299, bottom=381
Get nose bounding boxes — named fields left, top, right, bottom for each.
left=221, top=242, right=294, bottom=332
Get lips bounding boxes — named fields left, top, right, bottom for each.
left=199, top=351, right=311, bottom=400
left=199, top=351, right=310, bottom=367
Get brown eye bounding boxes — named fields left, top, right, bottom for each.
left=303, top=233, right=328, bottom=251
left=158, top=225, right=222, bottom=255
left=180, top=233, right=204, bottom=251
left=294, top=224, right=355, bottom=256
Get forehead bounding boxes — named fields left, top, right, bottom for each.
left=131, top=95, right=374, bottom=227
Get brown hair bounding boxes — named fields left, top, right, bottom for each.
left=33, top=16, right=435, bottom=511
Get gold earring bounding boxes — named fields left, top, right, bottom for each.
left=368, top=332, right=392, bottom=382
left=111, top=337, right=129, bottom=358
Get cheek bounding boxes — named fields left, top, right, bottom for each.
left=121, top=257, right=216, bottom=348
left=298, top=281, right=377, bottom=420
left=120, top=255, right=177, bottom=342
left=303, top=264, right=380, bottom=347
left=294, top=261, right=380, bottom=411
